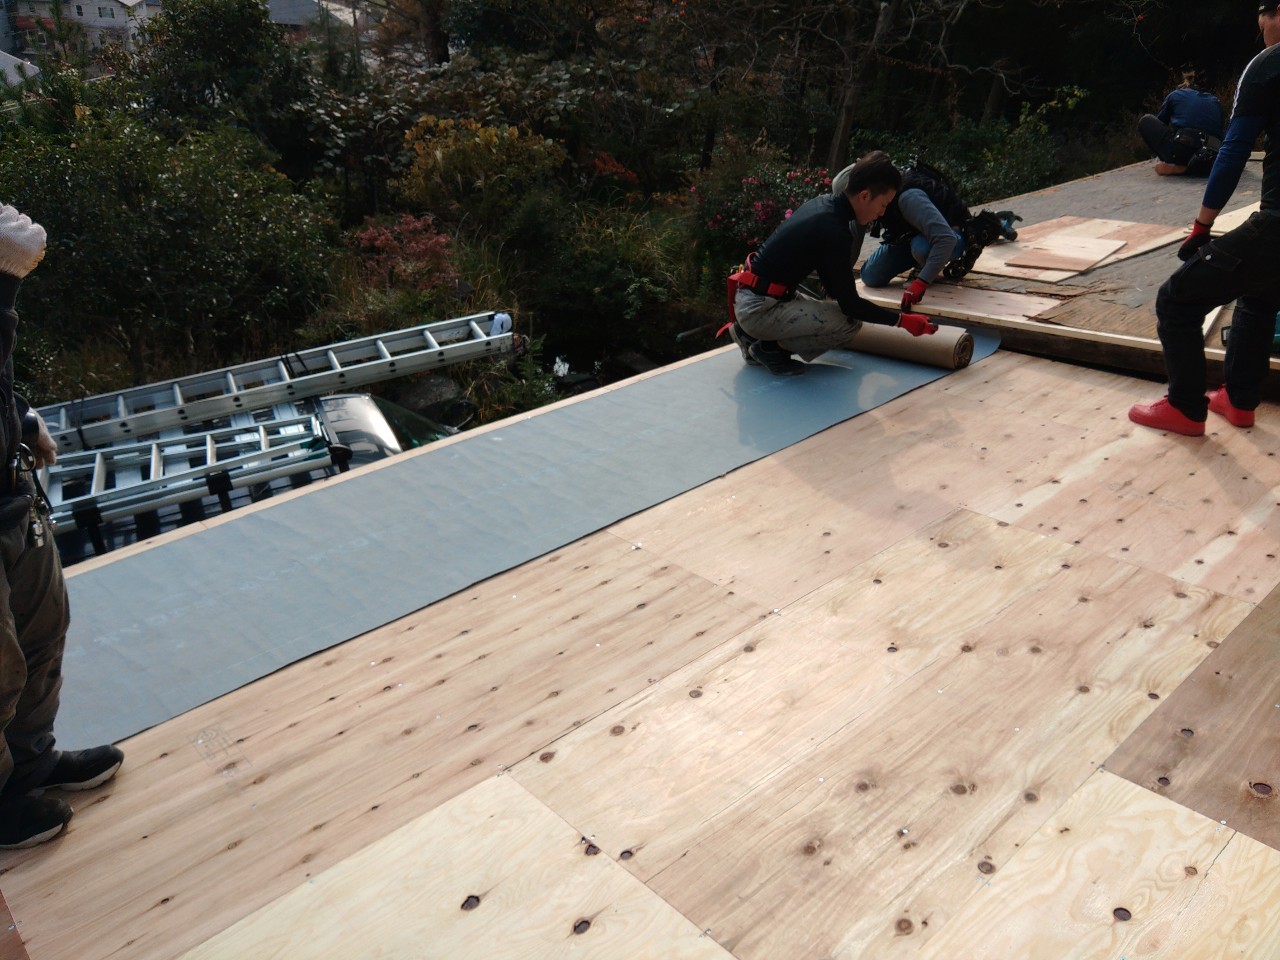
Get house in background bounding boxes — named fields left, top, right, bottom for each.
left=267, top=0, right=325, bottom=39
left=12, top=0, right=158, bottom=54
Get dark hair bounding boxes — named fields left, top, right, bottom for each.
left=840, top=150, right=902, bottom=197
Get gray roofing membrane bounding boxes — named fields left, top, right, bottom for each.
left=59, top=334, right=999, bottom=747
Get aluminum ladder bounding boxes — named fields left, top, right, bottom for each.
left=38, top=405, right=335, bottom=553
left=38, top=312, right=511, bottom=452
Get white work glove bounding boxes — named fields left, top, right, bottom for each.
left=0, top=204, right=47, bottom=279
left=23, top=410, right=57, bottom=468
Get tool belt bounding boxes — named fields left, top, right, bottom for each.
left=1, top=444, right=37, bottom=529
left=728, top=265, right=793, bottom=300
left=721, top=253, right=794, bottom=337
left=4, top=442, right=33, bottom=494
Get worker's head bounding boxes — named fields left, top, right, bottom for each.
left=1261, top=1, right=1280, bottom=47
left=835, top=150, right=901, bottom=226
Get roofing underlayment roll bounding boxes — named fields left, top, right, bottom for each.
left=848, top=321, right=974, bottom=370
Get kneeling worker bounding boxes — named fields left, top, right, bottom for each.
left=725, top=150, right=937, bottom=377
left=858, top=168, right=964, bottom=306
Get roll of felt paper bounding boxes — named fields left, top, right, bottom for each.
left=847, top=321, right=974, bottom=369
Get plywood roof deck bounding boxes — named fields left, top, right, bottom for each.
left=2, top=345, right=1278, bottom=959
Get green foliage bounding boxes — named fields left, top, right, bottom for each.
left=451, top=335, right=558, bottom=423
left=510, top=200, right=695, bottom=364
left=689, top=144, right=831, bottom=265
left=849, top=86, right=1087, bottom=206
left=396, top=115, right=569, bottom=229
left=114, top=0, right=325, bottom=177
left=0, top=119, right=336, bottom=388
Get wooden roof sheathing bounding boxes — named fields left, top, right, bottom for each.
left=1, top=342, right=1278, bottom=958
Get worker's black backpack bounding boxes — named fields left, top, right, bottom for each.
left=902, top=161, right=971, bottom=230
left=875, top=159, right=971, bottom=243
left=872, top=158, right=1020, bottom=279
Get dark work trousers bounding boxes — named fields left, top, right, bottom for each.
left=1138, top=115, right=1218, bottom=175
left=0, top=477, right=67, bottom=797
left=1156, top=210, right=1280, bottom=419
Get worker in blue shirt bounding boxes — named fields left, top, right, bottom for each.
left=1138, top=81, right=1224, bottom=176
left=1130, top=2, right=1280, bottom=435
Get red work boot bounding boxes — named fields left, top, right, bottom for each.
left=1128, top=396, right=1205, bottom=437
left=1208, top=387, right=1255, bottom=427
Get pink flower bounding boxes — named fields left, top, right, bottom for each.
left=784, top=209, right=793, bottom=218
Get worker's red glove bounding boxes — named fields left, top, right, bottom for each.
left=900, top=278, right=929, bottom=311
left=898, top=312, right=938, bottom=337
left=1177, top=219, right=1212, bottom=261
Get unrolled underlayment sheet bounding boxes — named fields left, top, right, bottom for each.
left=61, top=333, right=999, bottom=746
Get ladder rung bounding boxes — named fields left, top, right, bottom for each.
left=39, top=313, right=509, bottom=450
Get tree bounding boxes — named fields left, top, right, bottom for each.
left=114, top=0, right=326, bottom=178
left=0, top=118, right=336, bottom=392
left=371, top=0, right=452, bottom=67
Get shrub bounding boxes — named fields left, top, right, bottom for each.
left=688, top=142, right=830, bottom=268
left=349, top=213, right=459, bottom=293
left=395, top=115, right=568, bottom=229
left=848, top=86, right=1086, bottom=206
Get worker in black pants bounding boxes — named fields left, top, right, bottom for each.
left=1130, top=2, right=1280, bottom=436
left=0, top=203, right=125, bottom=849
left=1138, top=80, right=1224, bottom=176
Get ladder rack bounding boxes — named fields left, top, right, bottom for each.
left=39, top=409, right=333, bottom=536
left=38, top=312, right=510, bottom=451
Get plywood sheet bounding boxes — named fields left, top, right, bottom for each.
left=1005, top=236, right=1124, bottom=272
left=180, top=775, right=732, bottom=960
left=1108, top=579, right=1280, bottom=851
left=917, top=771, right=1280, bottom=960
left=514, top=509, right=1248, bottom=959
left=0, top=890, right=31, bottom=960
left=855, top=279, right=1062, bottom=324
left=972, top=216, right=1186, bottom=281
left=955, top=354, right=1280, bottom=604
left=0, top=532, right=760, bottom=960
left=608, top=352, right=1109, bottom=610
left=5, top=351, right=1280, bottom=960
left=1213, top=201, right=1261, bottom=233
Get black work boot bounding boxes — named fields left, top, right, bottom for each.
left=727, top=322, right=760, bottom=365
left=748, top=340, right=805, bottom=376
left=0, top=794, right=73, bottom=849
left=36, top=745, right=125, bottom=792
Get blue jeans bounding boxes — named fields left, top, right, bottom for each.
left=1156, top=211, right=1280, bottom=417
left=861, top=232, right=965, bottom=287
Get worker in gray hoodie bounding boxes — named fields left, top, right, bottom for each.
left=856, top=161, right=969, bottom=314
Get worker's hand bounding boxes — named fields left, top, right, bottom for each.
left=1177, top=219, right=1213, bottom=261
left=900, top=278, right=929, bottom=311
left=0, top=205, right=46, bottom=278
left=898, top=312, right=938, bottom=337
left=22, top=409, right=57, bottom=468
